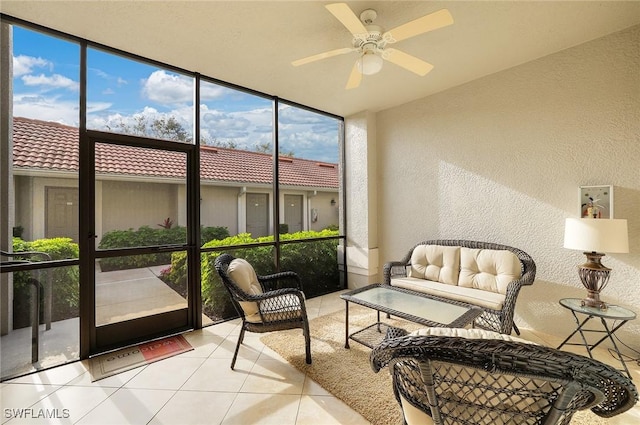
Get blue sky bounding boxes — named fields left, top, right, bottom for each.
left=12, top=25, right=340, bottom=163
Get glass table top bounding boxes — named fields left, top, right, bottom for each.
left=345, top=286, right=474, bottom=325
left=559, top=298, right=636, bottom=320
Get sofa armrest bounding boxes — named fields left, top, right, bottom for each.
left=383, top=261, right=408, bottom=285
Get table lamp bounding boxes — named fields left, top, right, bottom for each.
left=563, top=218, right=629, bottom=309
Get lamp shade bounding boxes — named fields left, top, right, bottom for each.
left=564, top=218, right=629, bottom=253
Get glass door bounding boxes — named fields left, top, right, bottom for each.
left=86, top=134, right=196, bottom=353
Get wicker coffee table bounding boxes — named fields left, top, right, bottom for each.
left=340, top=283, right=482, bottom=348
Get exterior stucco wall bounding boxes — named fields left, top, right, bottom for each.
left=101, top=180, right=178, bottom=236
left=308, top=191, right=338, bottom=231
left=13, top=176, right=32, bottom=240
left=375, top=25, right=640, bottom=348
left=201, top=185, right=239, bottom=235
left=14, top=175, right=78, bottom=241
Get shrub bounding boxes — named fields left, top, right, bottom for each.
left=11, top=237, right=79, bottom=328
left=99, top=225, right=229, bottom=271
left=164, top=230, right=340, bottom=321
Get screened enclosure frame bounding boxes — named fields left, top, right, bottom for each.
left=0, top=14, right=347, bottom=371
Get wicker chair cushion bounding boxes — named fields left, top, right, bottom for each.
left=228, top=258, right=263, bottom=316
left=390, top=277, right=506, bottom=310
left=408, top=245, right=460, bottom=285
left=458, top=248, right=521, bottom=294
left=244, top=293, right=304, bottom=323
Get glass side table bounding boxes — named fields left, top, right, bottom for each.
left=557, top=298, right=636, bottom=380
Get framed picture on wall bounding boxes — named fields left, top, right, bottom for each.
left=579, top=185, right=613, bottom=219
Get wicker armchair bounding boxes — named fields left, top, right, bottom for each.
left=214, top=253, right=311, bottom=369
left=383, top=240, right=536, bottom=335
left=371, top=328, right=638, bottom=425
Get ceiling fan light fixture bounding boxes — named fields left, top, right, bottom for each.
left=357, top=51, right=383, bottom=75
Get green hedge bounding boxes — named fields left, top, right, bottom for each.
left=98, top=225, right=229, bottom=271
left=165, top=230, right=340, bottom=321
left=11, top=237, right=79, bottom=329
left=10, top=229, right=340, bottom=328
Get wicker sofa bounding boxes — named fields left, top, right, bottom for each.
left=383, top=240, right=536, bottom=335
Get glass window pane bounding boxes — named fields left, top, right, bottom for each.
left=96, top=254, right=186, bottom=326
left=87, top=48, right=194, bottom=143
left=9, top=26, right=80, bottom=253
left=2, top=26, right=80, bottom=380
left=11, top=26, right=80, bottom=125
left=199, top=247, right=275, bottom=327
left=1, top=266, right=79, bottom=380
left=280, top=239, right=341, bottom=298
left=277, top=104, right=341, bottom=239
left=199, top=80, right=274, bottom=244
left=95, top=143, right=187, bottom=249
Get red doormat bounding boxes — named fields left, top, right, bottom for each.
left=89, top=334, right=193, bottom=382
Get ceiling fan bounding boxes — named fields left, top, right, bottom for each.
left=291, top=3, right=454, bottom=89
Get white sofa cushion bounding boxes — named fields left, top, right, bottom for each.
left=458, top=248, right=521, bottom=295
left=390, top=277, right=505, bottom=311
left=408, top=245, right=460, bottom=285
left=408, top=327, right=534, bottom=343
left=228, top=258, right=262, bottom=317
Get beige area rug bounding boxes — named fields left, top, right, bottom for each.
left=89, top=334, right=193, bottom=381
left=260, top=306, right=607, bottom=425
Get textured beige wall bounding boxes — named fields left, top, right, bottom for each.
left=345, top=111, right=380, bottom=288
left=375, top=25, right=640, bottom=347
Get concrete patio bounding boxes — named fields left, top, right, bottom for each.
left=1, top=264, right=187, bottom=381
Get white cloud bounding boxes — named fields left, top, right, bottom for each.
left=87, top=101, right=113, bottom=114
left=13, top=55, right=50, bottom=77
left=200, top=105, right=276, bottom=148
left=140, top=71, right=231, bottom=106
left=141, top=70, right=193, bottom=105
left=200, top=83, right=231, bottom=101
left=21, top=73, right=79, bottom=91
left=13, top=92, right=79, bottom=126
left=91, top=68, right=110, bottom=80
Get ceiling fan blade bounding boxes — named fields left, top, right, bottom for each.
left=345, top=63, right=362, bottom=90
left=292, top=47, right=354, bottom=66
left=384, top=9, right=453, bottom=43
left=384, top=48, right=434, bottom=76
left=326, top=3, right=368, bottom=36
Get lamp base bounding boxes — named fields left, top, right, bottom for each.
left=578, top=252, right=611, bottom=310
left=580, top=292, right=607, bottom=310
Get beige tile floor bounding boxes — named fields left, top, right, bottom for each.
left=1, top=291, right=639, bottom=424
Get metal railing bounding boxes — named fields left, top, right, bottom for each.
left=0, top=250, right=52, bottom=363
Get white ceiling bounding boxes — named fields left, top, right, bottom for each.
left=2, top=1, right=640, bottom=117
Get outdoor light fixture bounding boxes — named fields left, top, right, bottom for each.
left=330, top=199, right=336, bottom=206
left=356, top=51, right=383, bottom=75
left=563, top=218, right=629, bottom=309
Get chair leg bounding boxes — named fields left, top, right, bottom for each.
left=231, top=326, right=246, bottom=370
left=513, top=323, right=521, bottom=336
left=303, top=319, right=312, bottom=364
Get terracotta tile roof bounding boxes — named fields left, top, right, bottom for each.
left=12, top=117, right=338, bottom=189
